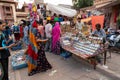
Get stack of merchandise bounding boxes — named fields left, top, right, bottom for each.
left=73, top=36, right=103, bottom=55
left=60, top=51, right=72, bottom=59
left=73, top=41, right=100, bottom=55
left=11, top=51, right=27, bottom=70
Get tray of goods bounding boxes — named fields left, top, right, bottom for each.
left=11, top=52, right=27, bottom=70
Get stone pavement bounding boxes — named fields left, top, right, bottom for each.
left=97, top=51, right=120, bottom=79
left=106, top=52, right=120, bottom=74
left=9, top=49, right=120, bottom=80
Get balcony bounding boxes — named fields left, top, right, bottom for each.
left=16, top=12, right=28, bottom=17
left=4, top=16, right=14, bottom=20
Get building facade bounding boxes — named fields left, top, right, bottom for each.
left=94, top=0, right=113, bottom=5
left=16, top=3, right=29, bottom=22
left=0, top=0, right=17, bottom=23
left=93, top=0, right=120, bottom=29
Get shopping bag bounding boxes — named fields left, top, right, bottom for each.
left=0, top=63, right=4, bottom=80
left=60, top=51, right=72, bottom=59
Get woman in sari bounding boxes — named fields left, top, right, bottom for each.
left=52, top=22, right=61, bottom=55
left=26, top=20, right=52, bottom=76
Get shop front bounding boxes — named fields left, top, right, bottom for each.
left=110, top=4, right=120, bottom=30
left=99, top=0, right=120, bottom=30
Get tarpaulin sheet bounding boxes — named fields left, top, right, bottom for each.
left=47, top=4, right=77, bottom=17
left=92, top=15, right=105, bottom=31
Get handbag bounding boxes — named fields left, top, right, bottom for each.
left=0, top=62, right=4, bottom=80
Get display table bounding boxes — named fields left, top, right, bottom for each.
left=60, top=33, right=107, bottom=69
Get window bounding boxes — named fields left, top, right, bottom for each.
left=6, top=7, right=10, bottom=11
left=6, top=13, right=11, bottom=16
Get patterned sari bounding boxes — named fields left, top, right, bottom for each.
left=27, top=21, right=52, bottom=76
left=27, top=21, right=38, bottom=76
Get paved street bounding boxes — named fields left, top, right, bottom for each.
left=0, top=0, right=120, bottom=80
left=9, top=49, right=117, bottom=80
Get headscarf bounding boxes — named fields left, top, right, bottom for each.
left=37, top=4, right=40, bottom=9
left=32, top=20, right=37, bottom=28
left=52, top=22, right=61, bottom=50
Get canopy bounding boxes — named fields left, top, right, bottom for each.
left=46, top=3, right=77, bottom=17
left=91, top=10, right=103, bottom=16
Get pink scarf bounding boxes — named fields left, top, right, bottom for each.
left=52, top=22, right=61, bottom=50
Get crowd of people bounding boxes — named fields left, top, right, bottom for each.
left=0, top=9, right=72, bottom=79
left=0, top=3, right=120, bottom=80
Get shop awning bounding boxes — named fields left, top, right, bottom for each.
left=46, top=3, right=77, bottom=17
left=80, top=0, right=120, bottom=11
left=95, top=2, right=112, bottom=9
left=96, top=0, right=120, bottom=9
left=91, top=10, right=103, bottom=15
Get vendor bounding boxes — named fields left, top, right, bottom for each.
left=92, top=24, right=106, bottom=38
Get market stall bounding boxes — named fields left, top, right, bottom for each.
left=60, top=32, right=108, bottom=69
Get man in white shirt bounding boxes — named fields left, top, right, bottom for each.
left=45, top=20, right=52, bottom=52
left=76, top=18, right=84, bottom=31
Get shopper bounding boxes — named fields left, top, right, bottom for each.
left=4, top=24, right=12, bottom=40
left=13, top=23, right=20, bottom=41
left=37, top=19, right=45, bottom=39
left=4, top=23, right=13, bottom=46
left=23, top=21, right=29, bottom=46
left=52, top=22, right=61, bottom=55
left=0, top=21, right=15, bottom=80
left=51, top=13, right=57, bottom=21
left=59, top=15, right=64, bottom=22
left=45, top=20, right=52, bottom=52
left=19, top=23, right=24, bottom=39
left=26, top=20, right=52, bottom=76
